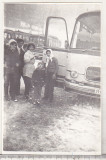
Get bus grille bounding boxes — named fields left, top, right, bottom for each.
left=86, top=67, right=100, bottom=82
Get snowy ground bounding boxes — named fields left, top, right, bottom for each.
left=3, top=82, right=101, bottom=154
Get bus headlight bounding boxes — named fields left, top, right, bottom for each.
left=70, top=71, right=78, bottom=78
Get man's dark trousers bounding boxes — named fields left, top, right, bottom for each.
left=15, top=48, right=25, bottom=95
left=4, top=73, right=17, bottom=100
left=44, top=72, right=55, bottom=101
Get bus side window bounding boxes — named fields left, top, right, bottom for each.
left=7, top=33, right=11, bottom=40
left=25, top=36, right=29, bottom=42
left=15, top=34, right=18, bottom=39
left=30, top=37, right=33, bottom=42
left=23, top=36, right=25, bottom=41
left=19, top=34, right=22, bottom=38
left=11, top=33, right=15, bottom=39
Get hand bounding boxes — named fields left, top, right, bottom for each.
left=52, top=74, right=56, bottom=79
left=30, top=58, right=35, bottom=64
left=31, top=55, right=35, bottom=60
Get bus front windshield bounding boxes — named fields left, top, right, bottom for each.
left=71, top=12, right=100, bottom=51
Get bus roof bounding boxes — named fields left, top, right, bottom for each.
left=76, top=11, right=100, bottom=20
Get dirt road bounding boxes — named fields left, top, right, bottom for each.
left=3, top=87, right=101, bottom=153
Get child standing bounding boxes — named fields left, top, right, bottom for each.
left=32, top=61, right=45, bottom=105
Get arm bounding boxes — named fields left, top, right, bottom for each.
left=24, top=52, right=30, bottom=63
left=24, top=51, right=35, bottom=63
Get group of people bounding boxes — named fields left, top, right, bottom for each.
left=4, top=38, right=58, bottom=105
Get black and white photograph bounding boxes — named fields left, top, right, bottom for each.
left=3, top=2, right=101, bottom=154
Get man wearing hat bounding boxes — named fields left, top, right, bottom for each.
left=4, top=39, right=20, bottom=101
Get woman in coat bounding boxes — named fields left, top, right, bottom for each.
left=23, top=43, right=36, bottom=99
left=43, top=49, right=58, bottom=102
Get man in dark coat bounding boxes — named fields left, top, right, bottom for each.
left=15, top=38, right=24, bottom=95
left=19, top=43, right=28, bottom=77
left=4, top=39, right=20, bottom=101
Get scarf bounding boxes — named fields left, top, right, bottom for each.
left=45, top=49, right=54, bottom=67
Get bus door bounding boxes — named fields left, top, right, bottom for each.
left=44, top=17, right=69, bottom=86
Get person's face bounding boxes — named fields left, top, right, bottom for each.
left=29, top=45, right=35, bottom=52
left=10, top=42, right=17, bottom=51
left=18, top=41, right=24, bottom=48
left=46, top=51, right=51, bottom=57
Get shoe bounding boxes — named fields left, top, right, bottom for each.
left=36, top=100, right=41, bottom=106
left=11, top=98, right=18, bottom=102
left=29, top=97, right=32, bottom=100
left=14, top=99, right=18, bottom=102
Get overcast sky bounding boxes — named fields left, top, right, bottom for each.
left=4, top=3, right=101, bottom=40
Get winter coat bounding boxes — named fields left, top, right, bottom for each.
left=4, top=46, right=20, bottom=74
left=23, top=50, right=35, bottom=78
left=46, top=57, right=58, bottom=75
left=18, top=48, right=26, bottom=75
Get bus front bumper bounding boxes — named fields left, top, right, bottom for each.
left=64, top=80, right=100, bottom=98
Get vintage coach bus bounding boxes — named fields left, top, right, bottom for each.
left=44, top=11, right=101, bottom=97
